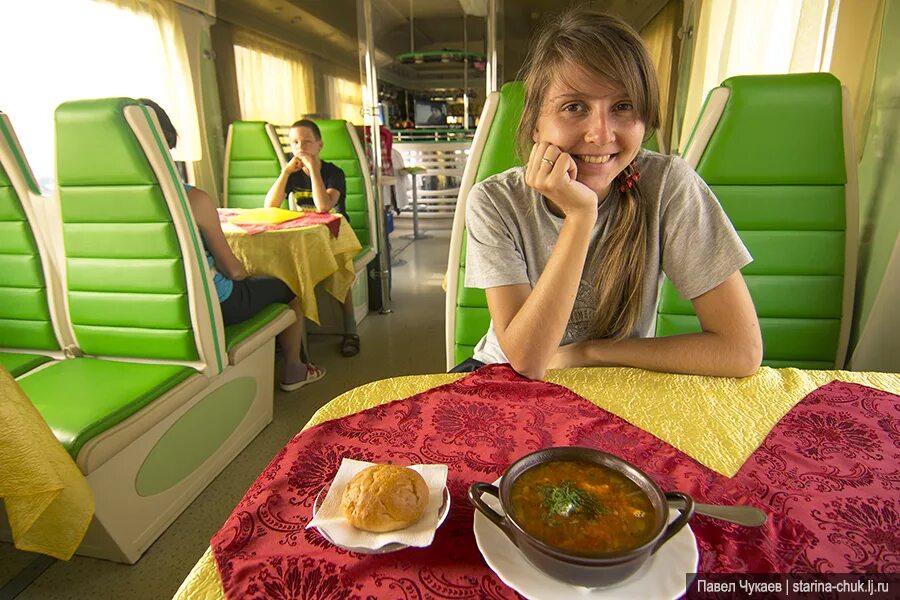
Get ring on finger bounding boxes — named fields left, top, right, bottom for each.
left=541, top=157, right=555, bottom=167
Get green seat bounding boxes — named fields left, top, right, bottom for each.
left=56, top=98, right=226, bottom=372
left=0, top=351, right=51, bottom=377
left=224, top=121, right=285, bottom=208
left=445, top=81, right=663, bottom=368
left=0, top=111, right=65, bottom=374
left=18, top=97, right=230, bottom=460
left=18, top=358, right=194, bottom=459
left=2, top=99, right=289, bottom=564
left=316, top=119, right=378, bottom=267
left=224, top=302, right=288, bottom=353
left=657, top=73, right=857, bottom=369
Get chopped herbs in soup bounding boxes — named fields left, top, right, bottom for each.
left=509, top=460, right=656, bottom=555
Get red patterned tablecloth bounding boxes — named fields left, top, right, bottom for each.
left=211, top=365, right=899, bottom=599
left=218, top=208, right=341, bottom=237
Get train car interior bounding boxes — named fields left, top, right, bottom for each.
left=1, top=0, right=898, bottom=598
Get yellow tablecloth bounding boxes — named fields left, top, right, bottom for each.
left=221, top=216, right=362, bottom=324
left=174, top=366, right=900, bottom=600
left=0, top=366, right=94, bottom=560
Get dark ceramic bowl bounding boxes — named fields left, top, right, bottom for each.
left=468, top=446, right=694, bottom=588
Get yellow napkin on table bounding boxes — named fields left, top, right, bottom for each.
left=0, top=366, right=94, bottom=560
left=227, top=207, right=300, bottom=225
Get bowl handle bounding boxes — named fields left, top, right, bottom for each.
left=652, top=492, right=695, bottom=555
left=468, top=483, right=516, bottom=543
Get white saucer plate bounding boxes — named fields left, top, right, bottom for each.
left=473, top=483, right=698, bottom=599
left=312, top=484, right=451, bottom=554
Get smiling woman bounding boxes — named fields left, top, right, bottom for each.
left=462, top=6, right=762, bottom=380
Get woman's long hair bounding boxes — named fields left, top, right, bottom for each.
left=516, top=8, right=660, bottom=340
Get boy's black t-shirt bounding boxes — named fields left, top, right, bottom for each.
left=284, top=160, right=348, bottom=222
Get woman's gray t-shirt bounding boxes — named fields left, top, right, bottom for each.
left=464, top=150, right=752, bottom=364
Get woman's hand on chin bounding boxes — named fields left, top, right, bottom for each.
left=525, top=142, right=597, bottom=220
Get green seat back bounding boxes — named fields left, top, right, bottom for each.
left=656, top=73, right=852, bottom=369
left=316, top=119, right=373, bottom=255
left=56, top=98, right=211, bottom=363
left=225, top=121, right=283, bottom=208
left=452, top=82, right=525, bottom=365
left=0, top=113, right=60, bottom=353
left=451, top=82, right=664, bottom=366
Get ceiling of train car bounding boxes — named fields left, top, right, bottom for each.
left=218, top=0, right=672, bottom=83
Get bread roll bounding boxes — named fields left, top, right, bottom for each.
left=340, top=464, right=429, bottom=532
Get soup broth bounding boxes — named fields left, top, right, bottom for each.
left=508, top=460, right=656, bottom=555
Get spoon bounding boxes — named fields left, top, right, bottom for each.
left=670, top=500, right=767, bottom=527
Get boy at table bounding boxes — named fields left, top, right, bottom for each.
left=264, top=119, right=360, bottom=357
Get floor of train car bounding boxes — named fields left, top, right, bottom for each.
left=0, top=225, right=452, bottom=600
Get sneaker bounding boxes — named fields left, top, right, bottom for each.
left=280, top=363, right=326, bottom=392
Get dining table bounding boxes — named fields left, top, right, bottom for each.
left=218, top=209, right=362, bottom=325
left=173, top=364, right=900, bottom=600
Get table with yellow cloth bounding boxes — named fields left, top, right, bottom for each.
left=220, top=215, right=362, bottom=324
left=173, top=366, right=900, bottom=600
left=0, top=366, right=94, bottom=560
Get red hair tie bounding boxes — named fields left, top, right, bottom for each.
left=617, top=164, right=640, bottom=193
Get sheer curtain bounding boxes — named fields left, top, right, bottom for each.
left=233, top=30, right=315, bottom=125
left=324, top=75, right=364, bottom=125
left=678, top=0, right=840, bottom=152
left=0, top=0, right=200, bottom=191
left=829, top=0, right=885, bottom=153
left=640, top=1, right=681, bottom=153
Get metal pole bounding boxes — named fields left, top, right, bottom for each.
left=486, top=0, right=499, bottom=95
left=402, top=166, right=426, bottom=240
left=411, top=173, right=420, bottom=238
left=463, top=13, right=469, bottom=129
left=409, top=0, right=415, bottom=53
left=358, top=0, right=391, bottom=313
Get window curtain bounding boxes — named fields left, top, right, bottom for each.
left=233, top=30, right=315, bottom=125
left=678, top=0, right=841, bottom=152
left=847, top=0, right=897, bottom=370
left=640, top=1, right=681, bottom=153
left=0, top=0, right=201, bottom=190
left=828, top=0, right=885, bottom=155
left=324, top=75, right=364, bottom=125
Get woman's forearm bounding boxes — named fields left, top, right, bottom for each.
left=557, top=330, right=762, bottom=377
left=498, top=216, right=595, bottom=379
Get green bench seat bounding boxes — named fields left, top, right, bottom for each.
left=224, top=302, right=289, bottom=354
left=659, top=73, right=857, bottom=369
left=1, top=112, right=65, bottom=367
left=224, top=121, right=284, bottom=208
left=316, top=119, right=378, bottom=269
left=17, top=358, right=196, bottom=459
left=0, top=351, right=52, bottom=377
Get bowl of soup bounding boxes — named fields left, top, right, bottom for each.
left=468, top=447, right=694, bottom=588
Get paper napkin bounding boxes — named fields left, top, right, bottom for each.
left=307, top=458, right=449, bottom=550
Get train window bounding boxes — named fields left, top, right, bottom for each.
left=324, top=75, right=364, bottom=125
left=0, top=0, right=202, bottom=193
left=233, top=33, right=314, bottom=124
